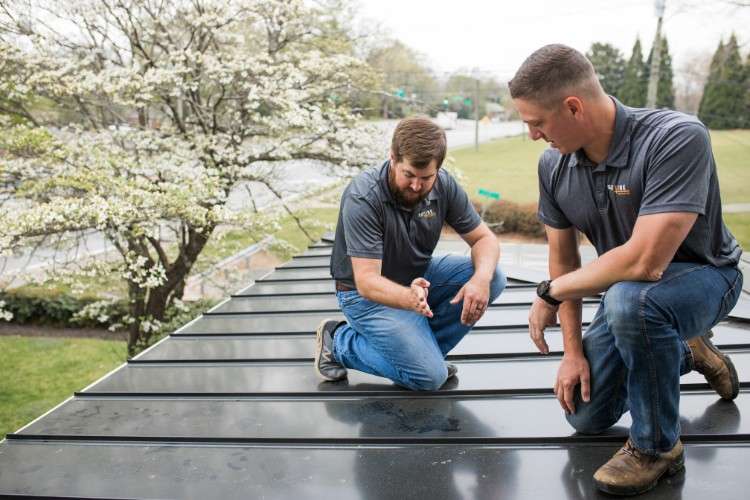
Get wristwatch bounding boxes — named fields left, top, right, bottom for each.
left=536, top=280, right=562, bottom=306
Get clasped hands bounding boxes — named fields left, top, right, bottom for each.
left=409, top=276, right=489, bottom=325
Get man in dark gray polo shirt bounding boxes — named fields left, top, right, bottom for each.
left=509, top=45, right=743, bottom=496
left=314, top=116, right=505, bottom=391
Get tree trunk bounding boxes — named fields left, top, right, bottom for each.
left=126, top=225, right=212, bottom=356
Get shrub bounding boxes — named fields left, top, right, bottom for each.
left=0, top=288, right=124, bottom=328
left=473, top=200, right=546, bottom=238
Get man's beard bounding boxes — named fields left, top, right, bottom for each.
left=388, top=165, right=429, bottom=208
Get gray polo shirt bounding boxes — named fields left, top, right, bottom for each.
left=331, top=160, right=482, bottom=287
left=537, top=97, right=742, bottom=268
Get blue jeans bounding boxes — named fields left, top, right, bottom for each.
left=332, top=254, right=506, bottom=391
left=566, top=262, right=743, bottom=454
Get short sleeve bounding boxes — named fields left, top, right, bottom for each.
left=342, top=195, right=384, bottom=259
left=639, top=123, right=710, bottom=216
left=537, top=151, right=572, bottom=229
left=443, top=172, right=482, bottom=234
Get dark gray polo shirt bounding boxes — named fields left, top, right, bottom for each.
left=331, top=160, right=482, bottom=287
left=537, top=97, right=742, bottom=268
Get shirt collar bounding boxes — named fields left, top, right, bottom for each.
left=567, top=96, right=631, bottom=170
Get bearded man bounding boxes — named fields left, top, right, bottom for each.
left=314, top=116, right=505, bottom=390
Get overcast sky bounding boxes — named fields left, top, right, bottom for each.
left=355, top=0, right=750, bottom=82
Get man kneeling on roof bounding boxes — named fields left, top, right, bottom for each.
left=511, top=44, right=744, bottom=496
left=314, top=116, right=506, bottom=390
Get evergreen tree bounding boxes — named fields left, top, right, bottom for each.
left=619, top=38, right=648, bottom=107
left=646, top=36, right=675, bottom=108
left=699, top=40, right=726, bottom=127
left=699, top=35, right=747, bottom=129
left=586, top=42, right=626, bottom=96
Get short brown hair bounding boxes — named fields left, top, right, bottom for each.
left=391, top=116, right=446, bottom=168
left=509, top=44, right=602, bottom=105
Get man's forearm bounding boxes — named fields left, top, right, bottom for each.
left=356, top=274, right=413, bottom=310
left=550, top=243, right=652, bottom=302
left=551, top=258, right=584, bottom=356
left=470, top=233, right=500, bottom=283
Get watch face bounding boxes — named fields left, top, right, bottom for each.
left=536, top=281, right=549, bottom=297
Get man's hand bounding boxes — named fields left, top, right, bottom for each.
left=554, top=354, right=591, bottom=414
left=450, top=276, right=490, bottom=325
left=409, top=277, right=433, bottom=318
left=528, top=297, right=558, bottom=354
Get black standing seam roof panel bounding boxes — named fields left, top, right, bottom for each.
left=10, top=390, right=748, bottom=442
left=174, top=305, right=601, bottom=335
left=2, top=237, right=750, bottom=499
left=78, top=352, right=748, bottom=395
left=2, top=441, right=748, bottom=499
left=210, top=289, right=600, bottom=314
left=134, top=322, right=750, bottom=362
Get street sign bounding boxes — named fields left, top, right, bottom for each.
left=478, top=188, right=500, bottom=200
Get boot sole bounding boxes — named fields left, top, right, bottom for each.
left=702, top=331, right=740, bottom=400
left=594, top=452, right=685, bottom=496
left=314, top=319, right=345, bottom=382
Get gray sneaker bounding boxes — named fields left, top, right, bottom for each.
left=446, top=362, right=458, bottom=379
left=314, top=319, right=347, bottom=381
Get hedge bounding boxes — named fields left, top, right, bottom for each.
left=473, top=199, right=546, bottom=238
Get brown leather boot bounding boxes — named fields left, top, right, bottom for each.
left=687, top=331, right=739, bottom=401
left=594, top=439, right=684, bottom=496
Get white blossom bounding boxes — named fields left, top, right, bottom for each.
left=0, top=0, right=379, bottom=350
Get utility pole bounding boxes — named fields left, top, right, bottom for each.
left=646, top=0, right=666, bottom=108
left=474, top=78, right=480, bottom=151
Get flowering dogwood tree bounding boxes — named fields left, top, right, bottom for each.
left=0, top=0, right=380, bottom=354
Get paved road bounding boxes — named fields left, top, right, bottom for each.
left=724, top=203, right=750, bottom=213
left=374, top=119, right=525, bottom=151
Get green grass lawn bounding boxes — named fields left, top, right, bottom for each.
left=0, top=336, right=125, bottom=439
left=450, top=135, right=546, bottom=204
left=451, top=130, right=750, bottom=249
left=0, top=207, right=340, bottom=439
left=709, top=130, right=750, bottom=204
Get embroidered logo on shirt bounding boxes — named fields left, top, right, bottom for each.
left=417, top=208, right=436, bottom=219
left=607, top=184, right=631, bottom=196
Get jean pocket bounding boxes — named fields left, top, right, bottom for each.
left=713, top=269, right=743, bottom=325
left=336, top=289, right=361, bottom=308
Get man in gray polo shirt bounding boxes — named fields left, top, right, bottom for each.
left=314, top=116, right=505, bottom=391
left=510, top=45, right=743, bottom=495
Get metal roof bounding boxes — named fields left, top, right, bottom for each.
left=1, top=235, right=749, bottom=499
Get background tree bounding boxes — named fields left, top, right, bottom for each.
left=699, top=35, right=747, bottom=128
left=443, top=73, right=480, bottom=119
left=365, top=40, right=439, bottom=118
left=645, top=36, right=676, bottom=108
left=0, top=0, right=380, bottom=354
left=619, top=38, right=648, bottom=107
left=586, top=42, right=626, bottom=96
left=699, top=40, right=728, bottom=127
left=441, top=72, right=507, bottom=119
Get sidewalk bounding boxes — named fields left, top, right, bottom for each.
left=724, top=203, right=750, bottom=213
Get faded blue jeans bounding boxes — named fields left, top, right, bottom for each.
left=566, top=262, right=743, bottom=454
left=332, top=254, right=506, bottom=391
